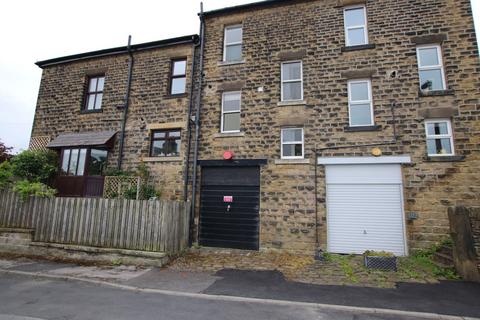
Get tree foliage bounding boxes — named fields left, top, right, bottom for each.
left=0, top=140, right=13, bottom=163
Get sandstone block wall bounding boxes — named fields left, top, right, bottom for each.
left=31, top=43, right=195, bottom=200
left=197, top=0, right=480, bottom=253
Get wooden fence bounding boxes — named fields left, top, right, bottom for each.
left=0, top=191, right=190, bottom=254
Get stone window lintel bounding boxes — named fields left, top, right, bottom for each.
left=146, top=121, right=186, bottom=130
left=341, top=68, right=376, bottom=79
left=411, top=34, right=447, bottom=45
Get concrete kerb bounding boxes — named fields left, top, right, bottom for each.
left=0, top=268, right=476, bottom=320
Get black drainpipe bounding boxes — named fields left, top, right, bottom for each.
left=190, top=3, right=206, bottom=246
left=117, top=35, right=134, bottom=170
left=183, top=36, right=200, bottom=201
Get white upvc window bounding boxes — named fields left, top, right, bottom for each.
left=221, top=91, right=241, bottom=133
left=344, top=6, right=368, bottom=46
left=347, top=79, right=374, bottom=126
left=281, top=61, right=303, bottom=101
left=223, top=25, right=243, bottom=62
left=425, top=119, right=454, bottom=156
left=416, top=44, right=446, bottom=91
left=281, top=128, right=304, bottom=159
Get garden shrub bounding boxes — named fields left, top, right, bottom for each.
left=13, top=180, right=56, bottom=201
left=10, top=150, right=57, bottom=183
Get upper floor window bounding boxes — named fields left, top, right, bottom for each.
left=416, top=45, right=446, bottom=91
left=425, top=119, right=454, bottom=156
left=344, top=6, right=368, bottom=46
left=281, top=128, right=304, bottom=159
left=84, top=75, right=105, bottom=111
left=224, top=25, right=243, bottom=62
left=348, top=79, right=374, bottom=126
left=221, top=91, right=241, bottom=133
left=150, top=129, right=181, bottom=157
left=170, top=59, right=187, bottom=95
left=281, top=61, right=303, bottom=101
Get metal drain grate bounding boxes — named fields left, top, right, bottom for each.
left=364, top=256, right=397, bottom=271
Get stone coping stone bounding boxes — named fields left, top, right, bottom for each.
left=0, top=228, right=35, bottom=234
left=30, top=242, right=167, bottom=259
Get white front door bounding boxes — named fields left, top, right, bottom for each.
left=326, top=164, right=407, bottom=256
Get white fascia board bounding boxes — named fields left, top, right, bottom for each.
left=317, top=155, right=412, bottom=165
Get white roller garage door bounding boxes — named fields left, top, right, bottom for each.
left=326, top=164, right=407, bottom=256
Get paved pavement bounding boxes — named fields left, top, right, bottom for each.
left=1, top=257, right=479, bottom=319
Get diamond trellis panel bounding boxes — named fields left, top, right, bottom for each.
left=29, top=136, right=51, bottom=151
left=103, top=176, right=142, bottom=200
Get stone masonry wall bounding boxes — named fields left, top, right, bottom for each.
left=31, top=42, right=195, bottom=200
left=197, top=0, right=480, bottom=253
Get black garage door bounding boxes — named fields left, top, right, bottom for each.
left=199, top=166, right=260, bottom=250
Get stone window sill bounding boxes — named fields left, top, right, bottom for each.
left=425, top=155, right=465, bottom=162
left=277, top=100, right=307, bottom=107
left=213, top=132, right=245, bottom=138
left=274, top=158, right=310, bottom=165
left=344, top=125, right=382, bottom=132
left=164, top=93, right=188, bottom=99
left=341, top=44, right=376, bottom=52
left=217, top=60, right=246, bottom=67
left=142, top=156, right=182, bottom=162
left=419, top=89, right=455, bottom=97
left=80, top=109, right=103, bottom=114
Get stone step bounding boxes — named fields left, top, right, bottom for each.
left=0, top=232, right=33, bottom=241
left=433, top=252, right=454, bottom=268
left=0, top=229, right=34, bottom=247
left=0, top=237, right=32, bottom=246
left=437, top=245, right=453, bottom=256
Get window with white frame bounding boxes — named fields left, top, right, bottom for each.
left=281, top=61, right=303, bottom=101
left=224, top=25, right=243, bottom=62
left=347, top=79, right=374, bottom=126
left=416, top=45, right=446, bottom=91
left=425, top=119, right=454, bottom=156
left=221, top=91, right=241, bottom=133
left=344, top=6, right=368, bottom=46
left=281, top=128, right=304, bottom=159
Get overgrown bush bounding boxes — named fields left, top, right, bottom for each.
left=0, top=161, right=13, bottom=189
left=12, top=180, right=56, bottom=201
left=10, top=150, right=58, bottom=183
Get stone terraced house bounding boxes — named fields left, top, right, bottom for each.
left=30, top=0, right=479, bottom=256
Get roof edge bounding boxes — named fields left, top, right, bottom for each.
left=36, top=34, right=199, bottom=68
left=201, top=0, right=297, bottom=17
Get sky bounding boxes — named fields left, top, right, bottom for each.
left=0, top=0, right=479, bottom=153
